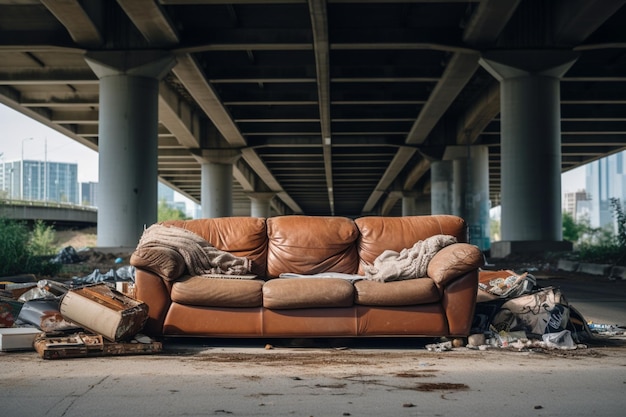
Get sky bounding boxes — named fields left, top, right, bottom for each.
left=0, top=103, right=98, bottom=183
left=1, top=102, right=587, bottom=198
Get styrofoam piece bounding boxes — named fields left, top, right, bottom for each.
left=0, top=327, right=41, bottom=351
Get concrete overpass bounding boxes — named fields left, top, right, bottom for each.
left=1, top=0, right=625, bottom=255
left=0, top=200, right=97, bottom=228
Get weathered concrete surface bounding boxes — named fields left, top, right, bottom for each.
left=1, top=271, right=625, bottom=417
left=1, top=340, right=625, bottom=417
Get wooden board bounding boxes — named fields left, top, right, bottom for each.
left=34, top=332, right=162, bottom=360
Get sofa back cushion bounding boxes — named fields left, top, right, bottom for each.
left=355, top=215, right=468, bottom=274
left=163, top=217, right=268, bottom=277
left=266, top=216, right=360, bottom=278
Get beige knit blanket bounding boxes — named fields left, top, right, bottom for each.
left=364, top=234, right=457, bottom=282
left=135, top=224, right=251, bottom=277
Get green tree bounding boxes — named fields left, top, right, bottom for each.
left=29, top=219, right=57, bottom=256
left=157, top=198, right=189, bottom=222
left=562, top=211, right=586, bottom=243
left=609, top=197, right=626, bottom=248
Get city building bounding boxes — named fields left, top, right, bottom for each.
left=1, top=159, right=78, bottom=204
left=80, top=181, right=98, bottom=207
left=586, top=151, right=626, bottom=232
left=563, top=190, right=589, bottom=222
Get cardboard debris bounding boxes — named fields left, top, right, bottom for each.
left=59, top=284, right=148, bottom=342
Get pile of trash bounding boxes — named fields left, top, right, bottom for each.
left=1, top=246, right=161, bottom=359
left=462, top=269, right=623, bottom=352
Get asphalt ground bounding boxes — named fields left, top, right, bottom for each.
left=1, top=270, right=625, bottom=417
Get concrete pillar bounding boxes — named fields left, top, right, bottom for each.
left=401, top=192, right=417, bottom=216
left=85, top=51, right=176, bottom=248
left=447, top=146, right=490, bottom=251
left=480, top=50, right=577, bottom=256
left=201, top=162, right=232, bottom=218
left=430, top=160, right=454, bottom=215
left=248, top=192, right=275, bottom=218
left=196, top=149, right=240, bottom=218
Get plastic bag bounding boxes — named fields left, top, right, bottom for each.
left=542, top=330, right=576, bottom=350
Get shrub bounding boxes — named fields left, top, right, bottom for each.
left=29, top=219, right=57, bottom=256
left=0, top=217, right=32, bottom=276
left=0, top=217, right=61, bottom=277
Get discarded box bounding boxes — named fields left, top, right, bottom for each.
left=59, top=284, right=148, bottom=342
left=34, top=332, right=162, bottom=359
left=0, top=327, right=42, bottom=351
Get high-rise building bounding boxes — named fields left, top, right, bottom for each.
left=80, top=181, right=98, bottom=207
left=0, top=159, right=78, bottom=204
left=563, top=190, right=589, bottom=222
left=586, top=150, right=626, bottom=231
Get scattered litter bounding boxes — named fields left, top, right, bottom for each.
left=71, top=266, right=135, bottom=286
left=467, top=333, right=485, bottom=347
left=51, top=246, right=84, bottom=264
left=426, top=341, right=452, bottom=352
left=542, top=330, right=576, bottom=350
left=587, top=322, right=626, bottom=336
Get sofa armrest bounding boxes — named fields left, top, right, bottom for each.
left=427, top=243, right=484, bottom=287
left=130, top=246, right=186, bottom=282
left=134, top=268, right=173, bottom=337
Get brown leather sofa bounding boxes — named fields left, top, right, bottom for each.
left=131, top=215, right=484, bottom=339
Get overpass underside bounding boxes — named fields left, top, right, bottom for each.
left=1, top=0, right=625, bottom=254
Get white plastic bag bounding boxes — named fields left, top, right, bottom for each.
left=542, top=330, right=576, bottom=350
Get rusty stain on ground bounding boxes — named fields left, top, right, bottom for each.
left=413, top=382, right=470, bottom=392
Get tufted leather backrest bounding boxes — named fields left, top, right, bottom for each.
left=161, top=214, right=468, bottom=279
left=266, top=215, right=360, bottom=278
left=162, top=217, right=268, bottom=277
left=355, top=215, right=469, bottom=275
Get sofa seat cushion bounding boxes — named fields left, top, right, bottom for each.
left=354, top=278, right=440, bottom=306
left=263, top=278, right=354, bottom=309
left=171, top=276, right=264, bottom=307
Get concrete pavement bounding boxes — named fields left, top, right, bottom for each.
left=1, top=271, right=625, bottom=417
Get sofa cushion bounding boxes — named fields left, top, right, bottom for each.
left=354, top=278, right=440, bottom=306
left=163, top=217, right=268, bottom=277
left=266, top=216, right=360, bottom=278
left=263, top=278, right=354, bottom=309
left=355, top=215, right=468, bottom=275
left=171, top=276, right=264, bottom=307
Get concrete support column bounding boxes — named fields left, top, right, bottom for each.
left=401, top=192, right=417, bottom=216
left=480, top=50, right=577, bottom=256
left=430, top=160, right=454, bottom=215
left=248, top=192, right=275, bottom=218
left=196, top=149, right=240, bottom=218
left=201, top=162, right=232, bottom=218
left=448, top=146, right=490, bottom=251
left=85, top=51, right=176, bottom=248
